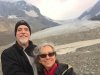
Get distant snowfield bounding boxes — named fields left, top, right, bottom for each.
left=1, top=21, right=100, bottom=55
left=31, top=21, right=100, bottom=39
left=30, top=21, right=100, bottom=55
left=55, top=39, right=100, bottom=55
left=1, top=38, right=100, bottom=56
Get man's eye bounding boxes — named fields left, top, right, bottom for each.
left=25, top=28, right=29, bottom=31
left=17, top=29, right=22, bottom=31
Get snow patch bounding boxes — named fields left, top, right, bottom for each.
left=25, top=10, right=38, bottom=17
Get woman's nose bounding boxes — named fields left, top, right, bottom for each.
left=45, top=55, right=50, bottom=59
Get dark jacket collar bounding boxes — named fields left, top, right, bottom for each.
left=55, top=63, right=68, bottom=75
left=14, top=40, right=37, bottom=56
left=37, top=63, right=69, bottom=75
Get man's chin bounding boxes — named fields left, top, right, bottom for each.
left=20, top=39, right=29, bottom=45
left=21, top=42, right=27, bottom=45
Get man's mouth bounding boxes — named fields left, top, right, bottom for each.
left=20, top=35, right=27, bottom=37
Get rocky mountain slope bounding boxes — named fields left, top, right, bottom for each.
left=0, top=0, right=60, bottom=46
left=78, top=1, right=100, bottom=20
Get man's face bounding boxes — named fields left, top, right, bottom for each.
left=16, top=25, right=31, bottom=46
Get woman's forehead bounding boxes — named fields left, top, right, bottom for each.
left=40, top=45, right=53, bottom=52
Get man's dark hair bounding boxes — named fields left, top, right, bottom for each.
left=15, top=20, right=31, bottom=36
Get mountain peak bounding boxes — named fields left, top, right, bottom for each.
left=78, top=0, right=100, bottom=20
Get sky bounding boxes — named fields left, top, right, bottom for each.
left=3, top=0, right=99, bottom=20
left=25, top=0, right=99, bottom=20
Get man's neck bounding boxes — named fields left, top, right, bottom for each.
left=18, top=42, right=29, bottom=49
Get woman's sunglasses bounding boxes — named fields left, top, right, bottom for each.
left=39, top=52, right=56, bottom=58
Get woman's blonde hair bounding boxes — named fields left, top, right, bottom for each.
left=33, top=42, right=55, bottom=56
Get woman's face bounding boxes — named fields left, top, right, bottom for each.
left=39, top=45, right=56, bottom=70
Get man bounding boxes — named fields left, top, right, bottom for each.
left=1, top=20, right=37, bottom=75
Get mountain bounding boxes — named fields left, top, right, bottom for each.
left=78, top=1, right=100, bottom=20
left=0, top=0, right=59, bottom=29
left=30, top=21, right=100, bottom=45
left=0, top=1, right=40, bottom=17
left=0, top=0, right=59, bottom=46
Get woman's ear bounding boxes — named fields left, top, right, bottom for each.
left=39, top=59, right=42, bottom=63
left=38, top=57, right=41, bottom=63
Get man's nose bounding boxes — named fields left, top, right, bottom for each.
left=21, top=29, right=26, bottom=33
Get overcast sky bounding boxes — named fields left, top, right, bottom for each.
left=3, top=0, right=99, bottom=20
left=26, top=0, right=99, bottom=20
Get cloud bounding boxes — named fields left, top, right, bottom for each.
left=25, top=0, right=99, bottom=20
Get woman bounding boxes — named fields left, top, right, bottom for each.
left=34, top=43, right=76, bottom=75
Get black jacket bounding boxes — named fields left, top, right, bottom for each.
left=38, top=63, right=76, bottom=75
left=1, top=41, right=37, bottom=75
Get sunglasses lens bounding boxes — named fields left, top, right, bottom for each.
left=39, top=52, right=55, bottom=58
left=39, top=54, right=47, bottom=58
left=48, top=52, right=55, bottom=57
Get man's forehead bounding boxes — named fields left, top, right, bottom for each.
left=17, top=25, right=28, bottom=28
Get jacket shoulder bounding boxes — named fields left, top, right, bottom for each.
left=56, top=63, right=76, bottom=75
left=59, top=63, right=71, bottom=70
left=1, top=44, right=16, bottom=57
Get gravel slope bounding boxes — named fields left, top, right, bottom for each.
left=57, top=43, right=100, bottom=75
